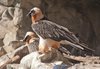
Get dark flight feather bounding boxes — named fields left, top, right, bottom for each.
left=32, top=20, right=79, bottom=43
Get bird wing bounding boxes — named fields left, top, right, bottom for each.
left=32, top=20, right=79, bottom=43
left=28, top=39, right=39, bottom=53
left=32, top=20, right=95, bottom=51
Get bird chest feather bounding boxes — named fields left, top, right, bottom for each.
left=39, top=36, right=60, bottom=53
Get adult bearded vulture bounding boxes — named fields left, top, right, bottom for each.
left=27, top=7, right=94, bottom=54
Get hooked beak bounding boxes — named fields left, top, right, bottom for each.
left=22, top=35, right=30, bottom=42
left=26, top=10, right=35, bottom=17
left=26, top=12, right=31, bottom=17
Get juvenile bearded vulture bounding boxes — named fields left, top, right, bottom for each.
left=22, top=31, right=39, bottom=53
left=27, top=7, right=94, bottom=54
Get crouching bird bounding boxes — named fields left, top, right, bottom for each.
left=22, top=31, right=38, bottom=45
left=27, top=7, right=94, bottom=54
left=22, top=31, right=39, bottom=53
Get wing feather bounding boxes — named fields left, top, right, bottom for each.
left=32, top=20, right=79, bottom=43
left=32, top=20, right=94, bottom=52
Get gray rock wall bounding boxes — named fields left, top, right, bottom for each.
left=0, top=0, right=100, bottom=55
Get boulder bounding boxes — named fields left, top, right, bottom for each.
left=0, top=47, right=6, bottom=56
left=7, top=64, right=29, bottom=69
left=68, top=63, right=100, bottom=69
left=20, top=49, right=72, bottom=69
left=0, top=6, right=23, bottom=47
left=3, top=40, right=24, bottom=53
left=0, top=0, right=14, bottom=6
left=20, top=52, right=36, bottom=69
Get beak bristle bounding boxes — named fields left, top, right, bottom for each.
left=23, top=35, right=30, bottom=42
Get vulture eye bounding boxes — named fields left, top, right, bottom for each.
left=27, top=10, right=35, bottom=17
left=31, top=10, right=35, bottom=13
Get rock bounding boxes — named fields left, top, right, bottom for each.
left=31, top=49, right=72, bottom=69
left=3, top=40, right=24, bottom=53
left=68, top=63, right=100, bottom=69
left=20, top=49, right=72, bottom=69
left=0, top=5, right=7, bottom=47
left=0, top=6, right=23, bottom=46
left=0, top=55, right=20, bottom=69
left=3, top=32, right=17, bottom=46
left=0, top=45, right=29, bottom=69
left=0, top=39, right=4, bottom=47
left=0, top=41, right=25, bottom=56
left=30, top=52, right=55, bottom=69
left=0, top=47, right=6, bottom=56
left=7, top=64, right=29, bottom=69
left=53, top=64, right=68, bottom=69
left=7, top=63, right=68, bottom=69
left=21, top=0, right=41, bottom=10
left=0, top=5, right=7, bottom=18
left=20, top=52, right=53, bottom=69
left=0, top=0, right=14, bottom=6
left=20, top=52, right=37, bottom=69
left=39, top=48, right=72, bottom=65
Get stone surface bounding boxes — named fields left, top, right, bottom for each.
left=20, top=52, right=36, bottom=69
left=0, top=45, right=29, bottom=69
left=20, top=49, right=72, bottom=69
left=68, top=63, right=100, bottom=69
left=3, top=40, right=24, bottom=53
left=7, top=64, right=29, bottom=69
left=0, top=47, right=6, bottom=56
left=0, top=6, right=23, bottom=47
left=0, top=0, right=15, bottom=6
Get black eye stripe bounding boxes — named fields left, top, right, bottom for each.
left=31, top=10, right=35, bottom=13
left=27, top=9, right=35, bottom=17
left=31, top=10, right=33, bottom=12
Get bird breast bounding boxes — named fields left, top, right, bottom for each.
left=39, top=36, right=60, bottom=53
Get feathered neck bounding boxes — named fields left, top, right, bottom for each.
left=40, top=16, right=48, bottom=20
left=31, top=15, right=48, bottom=24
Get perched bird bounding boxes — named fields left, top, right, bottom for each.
left=22, top=31, right=39, bottom=53
left=27, top=7, right=94, bottom=54
left=22, top=31, right=37, bottom=45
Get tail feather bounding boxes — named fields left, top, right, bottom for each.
left=60, top=40, right=84, bottom=50
left=60, top=40, right=95, bottom=52
left=77, top=42, right=95, bottom=52
left=58, top=46, right=71, bottom=54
